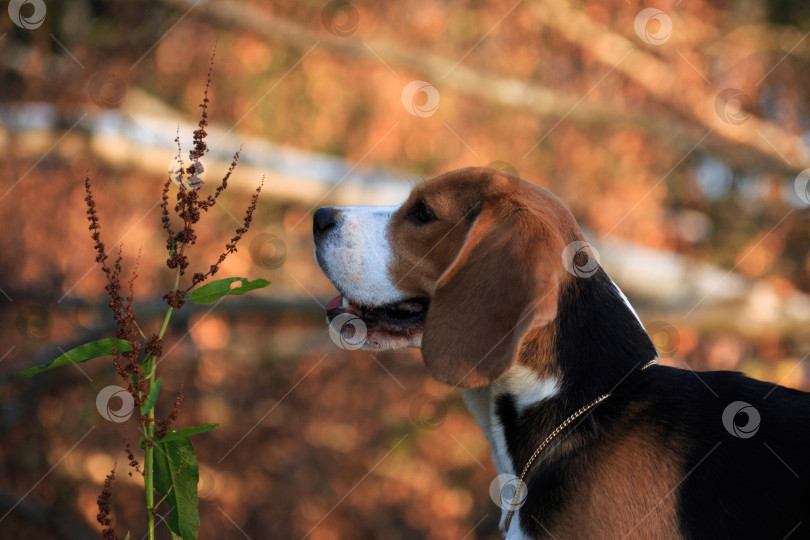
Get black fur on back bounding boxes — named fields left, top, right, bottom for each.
left=497, top=268, right=810, bottom=538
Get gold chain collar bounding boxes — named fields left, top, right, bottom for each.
left=503, top=359, right=658, bottom=532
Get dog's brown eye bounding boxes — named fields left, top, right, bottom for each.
left=410, top=202, right=435, bottom=224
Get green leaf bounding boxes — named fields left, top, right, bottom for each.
left=186, top=277, right=270, bottom=304
left=159, top=423, right=218, bottom=443
left=123, top=533, right=131, bottom=540
left=142, top=377, right=162, bottom=415
left=154, top=436, right=199, bottom=540
left=16, top=338, right=131, bottom=378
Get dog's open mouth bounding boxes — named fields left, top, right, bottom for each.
left=325, top=295, right=429, bottom=349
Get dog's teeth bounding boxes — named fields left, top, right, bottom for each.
left=341, top=296, right=349, bottom=308
left=396, top=301, right=423, bottom=312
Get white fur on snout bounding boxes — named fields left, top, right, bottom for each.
left=318, top=205, right=403, bottom=306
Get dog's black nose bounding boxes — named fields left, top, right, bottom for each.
left=313, top=207, right=339, bottom=239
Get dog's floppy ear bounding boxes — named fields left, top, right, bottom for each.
left=421, top=200, right=565, bottom=388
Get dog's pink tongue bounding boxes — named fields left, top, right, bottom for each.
left=326, top=295, right=343, bottom=311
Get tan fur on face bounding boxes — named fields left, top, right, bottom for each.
left=386, top=168, right=584, bottom=387
left=387, top=172, right=494, bottom=297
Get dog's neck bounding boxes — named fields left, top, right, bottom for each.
left=461, top=269, right=657, bottom=536
left=462, top=365, right=560, bottom=478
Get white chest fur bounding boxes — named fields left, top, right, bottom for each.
left=461, top=365, right=560, bottom=539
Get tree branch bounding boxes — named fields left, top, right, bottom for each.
left=164, top=0, right=808, bottom=175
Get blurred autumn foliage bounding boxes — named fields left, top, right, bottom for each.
left=1, top=0, right=810, bottom=539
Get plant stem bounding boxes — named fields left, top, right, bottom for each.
left=144, top=264, right=182, bottom=540
left=134, top=320, right=147, bottom=341
left=143, top=351, right=156, bottom=540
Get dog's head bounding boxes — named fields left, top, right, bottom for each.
left=314, top=167, right=587, bottom=388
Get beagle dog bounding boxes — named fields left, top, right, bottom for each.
left=313, top=167, right=810, bottom=539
